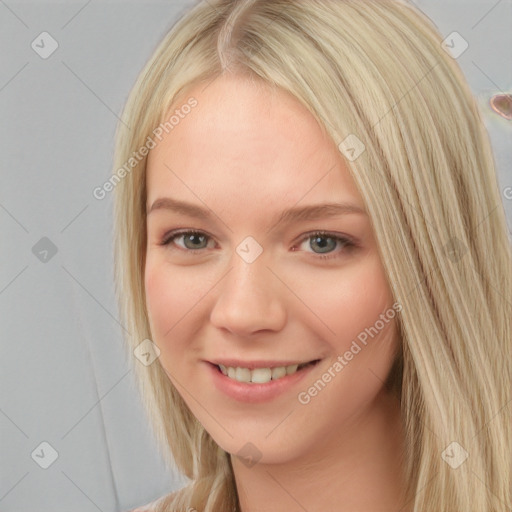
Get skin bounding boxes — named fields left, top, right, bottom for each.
left=144, top=74, right=406, bottom=511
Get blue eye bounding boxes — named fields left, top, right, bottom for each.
left=161, top=230, right=212, bottom=251
left=296, top=231, right=355, bottom=260
left=160, top=229, right=356, bottom=260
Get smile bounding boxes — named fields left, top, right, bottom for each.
left=216, top=360, right=320, bottom=384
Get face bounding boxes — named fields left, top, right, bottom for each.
left=144, top=75, right=400, bottom=464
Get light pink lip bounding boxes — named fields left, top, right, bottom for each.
left=205, top=360, right=321, bottom=403
left=207, top=358, right=320, bottom=370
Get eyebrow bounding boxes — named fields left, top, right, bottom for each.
left=147, top=197, right=366, bottom=226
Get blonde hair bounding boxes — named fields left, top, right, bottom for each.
left=112, top=1, right=512, bottom=510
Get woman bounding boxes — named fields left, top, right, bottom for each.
left=113, top=1, right=512, bottom=510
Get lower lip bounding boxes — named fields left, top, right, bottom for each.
left=205, top=361, right=321, bottom=403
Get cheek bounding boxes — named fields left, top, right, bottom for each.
left=144, top=257, right=202, bottom=348
left=292, top=261, right=399, bottom=424
left=293, top=256, right=395, bottom=348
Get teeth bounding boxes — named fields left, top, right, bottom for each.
left=217, top=362, right=312, bottom=384
left=286, top=364, right=298, bottom=374
left=251, top=368, right=272, bottom=383
left=235, top=367, right=251, bottom=383
left=271, top=366, right=286, bottom=379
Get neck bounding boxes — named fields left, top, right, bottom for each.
left=231, top=390, right=407, bottom=512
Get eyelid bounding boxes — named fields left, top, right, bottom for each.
left=160, top=229, right=216, bottom=250
left=293, top=230, right=356, bottom=260
left=160, top=228, right=356, bottom=260
left=292, top=230, right=355, bottom=248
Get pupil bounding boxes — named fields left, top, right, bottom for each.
left=186, top=234, right=205, bottom=249
left=312, top=236, right=335, bottom=253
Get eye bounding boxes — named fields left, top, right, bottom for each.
left=159, top=229, right=356, bottom=261
left=160, top=230, right=214, bottom=252
left=294, top=231, right=356, bottom=260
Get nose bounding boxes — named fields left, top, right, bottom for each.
left=209, top=248, right=287, bottom=337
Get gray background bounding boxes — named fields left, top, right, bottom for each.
left=0, top=1, right=510, bottom=511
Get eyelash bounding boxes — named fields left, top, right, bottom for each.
left=159, top=230, right=356, bottom=261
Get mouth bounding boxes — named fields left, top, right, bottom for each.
left=210, top=359, right=322, bottom=384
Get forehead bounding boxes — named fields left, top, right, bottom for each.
left=146, top=75, right=362, bottom=212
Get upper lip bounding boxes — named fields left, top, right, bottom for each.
left=207, top=358, right=320, bottom=370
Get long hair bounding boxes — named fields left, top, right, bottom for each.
left=112, top=1, right=512, bottom=510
